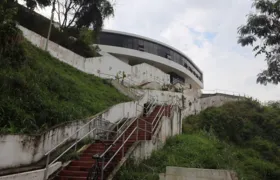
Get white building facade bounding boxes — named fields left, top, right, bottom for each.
left=95, top=30, right=204, bottom=90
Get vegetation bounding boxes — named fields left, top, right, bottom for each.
left=0, top=0, right=125, bottom=135
left=117, top=100, right=280, bottom=180
left=21, top=0, right=114, bottom=33
left=0, top=40, right=130, bottom=134
left=16, top=4, right=98, bottom=57
left=238, top=0, right=280, bottom=85
left=54, top=0, right=114, bottom=32
left=0, top=0, right=26, bottom=68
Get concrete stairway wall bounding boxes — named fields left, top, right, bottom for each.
left=53, top=105, right=171, bottom=180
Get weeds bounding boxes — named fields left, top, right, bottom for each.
left=116, top=100, right=280, bottom=180
left=0, top=40, right=130, bottom=134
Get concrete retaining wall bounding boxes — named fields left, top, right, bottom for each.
left=130, top=106, right=181, bottom=162
left=200, top=94, right=241, bottom=111
left=0, top=163, right=61, bottom=180
left=160, top=166, right=238, bottom=180
left=19, top=26, right=172, bottom=87
left=131, top=63, right=170, bottom=85
left=0, top=92, right=148, bottom=171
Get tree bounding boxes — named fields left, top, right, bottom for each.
left=0, top=0, right=26, bottom=67
left=55, top=0, right=114, bottom=32
left=238, top=0, right=280, bottom=85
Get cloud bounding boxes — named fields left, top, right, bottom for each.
left=105, top=0, right=279, bottom=101
left=19, top=0, right=280, bottom=101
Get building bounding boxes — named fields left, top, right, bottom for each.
left=96, top=30, right=203, bottom=90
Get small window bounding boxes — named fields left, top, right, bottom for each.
left=138, top=44, right=144, bottom=51
left=165, top=53, right=171, bottom=60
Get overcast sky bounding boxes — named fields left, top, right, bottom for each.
left=21, top=0, right=280, bottom=101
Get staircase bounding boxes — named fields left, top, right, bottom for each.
left=53, top=105, right=172, bottom=180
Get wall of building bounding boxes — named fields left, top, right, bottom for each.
left=19, top=26, right=173, bottom=87
left=99, top=45, right=203, bottom=88
left=131, top=63, right=170, bottom=85
left=84, top=51, right=132, bottom=79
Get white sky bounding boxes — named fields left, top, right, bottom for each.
left=19, top=0, right=280, bottom=101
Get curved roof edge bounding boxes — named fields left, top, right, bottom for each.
left=101, top=29, right=203, bottom=75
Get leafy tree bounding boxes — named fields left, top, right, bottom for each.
left=55, top=0, right=114, bottom=32
left=238, top=0, right=280, bottom=85
left=0, top=0, right=26, bottom=67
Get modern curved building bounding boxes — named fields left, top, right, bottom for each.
left=96, top=30, right=203, bottom=89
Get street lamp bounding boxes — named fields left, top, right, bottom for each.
left=45, top=0, right=56, bottom=51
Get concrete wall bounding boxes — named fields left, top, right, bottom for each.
left=135, top=89, right=201, bottom=118
left=18, top=26, right=86, bottom=72
left=0, top=163, right=61, bottom=180
left=160, top=166, right=238, bottom=180
left=200, top=94, right=241, bottom=111
left=19, top=26, right=172, bottom=87
left=99, top=45, right=203, bottom=88
left=130, top=106, right=181, bottom=162
left=0, top=93, right=148, bottom=171
left=131, top=63, right=170, bottom=85
left=84, top=51, right=132, bottom=79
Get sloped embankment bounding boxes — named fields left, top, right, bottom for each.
left=0, top=40, right=130, bottom=134
left=116, top=100, right=280, bottom=180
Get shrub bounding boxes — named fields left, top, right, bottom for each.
left=0, top=0, right=26, bottom=68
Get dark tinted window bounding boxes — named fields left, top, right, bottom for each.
left=98, top=32, right=203, bottom=82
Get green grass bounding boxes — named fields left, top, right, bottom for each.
left=0, top=40, right=130, bottom=134
left=116, top=100, right=280, bottom=180
left=117, top=132, right=280, bottom=180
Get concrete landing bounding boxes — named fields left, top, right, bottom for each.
left=159, top=166, right=238, bottom=180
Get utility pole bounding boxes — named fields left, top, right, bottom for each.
left=45, top=0, right=56, bottom=51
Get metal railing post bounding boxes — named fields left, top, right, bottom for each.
left=74, top=131, right=79, bottom=152
left=43, top=154, right=50, bottom=180
left=145, top=121, right=147, bottom=141
left=136, top=118, right=139, bottom=141
left=122, top=134, right=125, bottom=157
left=101, top=156, right=105, bottom=180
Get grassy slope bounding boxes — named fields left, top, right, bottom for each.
left=117, top=100, right=280, bottom=180
left=117, top=132, right=279, bottom=180
left=0, top=40, right=130, bottom=134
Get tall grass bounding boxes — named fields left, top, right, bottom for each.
left=0, top=40, right=130, bottom=134
left=116, top=100, right=280, bottom=180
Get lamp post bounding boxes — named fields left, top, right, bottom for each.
left=45, top=0, right=56, bottom=51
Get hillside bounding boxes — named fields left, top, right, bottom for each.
left=0, top=40, right=130, bottom=134
left=116, top=99, right=280, bottom=180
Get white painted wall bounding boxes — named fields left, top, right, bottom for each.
left=99, top=45, right=203, bottom=88
left=19, top=26, right=181, bottom=87
left=0, top=162, right=61, bottom=180
left=200, top=94, right=241, bottom=111
left=18, top=26, right=86, bottom=72
left=131, top=63, right=170, bottom=85
left=84, top=51, right=131, bottom=79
